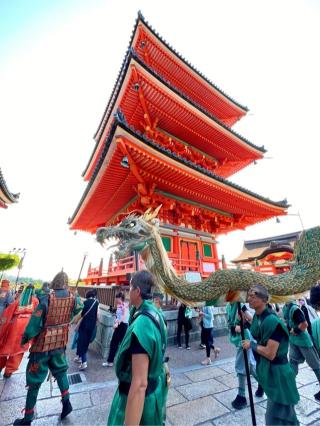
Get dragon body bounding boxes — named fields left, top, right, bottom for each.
left=96, top=209, right=320, bottom=304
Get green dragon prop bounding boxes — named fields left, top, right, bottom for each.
left=96, top=208, right=320, bottom=304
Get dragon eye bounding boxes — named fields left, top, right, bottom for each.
left=129, top=222, right=135, bottom=227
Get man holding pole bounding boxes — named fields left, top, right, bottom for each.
left=242, top=284, right=299, bottom=426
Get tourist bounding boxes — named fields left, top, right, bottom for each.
left=242, top=284, right=299, bottom=426
left=199, top=305, right=219, bottom=365
left=108, top=270, right=168, bottom=426
left=13, top=271, right=83, bottom=425
left=282, top=299, right=320, bottom=401
left=226, top=300, right=262, bottom=410
left=0, top=279, right=14, bottom=316
left=102, top=291, right=128, bottom=367
left=75, top=288, right=99, bottom=370
left=0, top=284, right=38, bottom=378
left=176, top=303, right=192, bottom=349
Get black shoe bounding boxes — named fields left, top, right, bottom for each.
left=314, top=390, right=320, bottom=401
left=255, top=384, right=264, bottom=397
left=61, top=399, right=73, bottom=420
left=231, top=394, right=247, bottom=410
left=3, top=372, right=12, bottom=379
left=13, top=418, right=32, bottom=425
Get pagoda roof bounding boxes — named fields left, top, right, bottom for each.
left=95, top=13, right=247, bottom=138
left=70, top=117, right=288, bottom=233
left=84, top=52, right=265, bottom=181
left=232, top=230, right=300, bottom=263
left=0, top=168, right=19, bottom=209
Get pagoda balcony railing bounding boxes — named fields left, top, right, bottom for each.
left=86, top=254, right=218, bottom=280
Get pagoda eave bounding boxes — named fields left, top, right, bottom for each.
left=0, top=168, right=19, bottom=208
left=70, top=122, right=287, bottom=233
left=84, top=55, right=264, bottom=182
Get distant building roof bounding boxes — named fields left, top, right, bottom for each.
left=232, top=230, right=301, bottom=263
left=0, top=168, right=19, bottom=209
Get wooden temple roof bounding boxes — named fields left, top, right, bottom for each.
left=84, top=52, right=264, bottom=181
left=0, top=168, right=19, bottom=209
left=95, top=12, right=247, bottom=139
left=232, top=230, right=300, bottom=263
left=69, top=117, right=288, bottom=234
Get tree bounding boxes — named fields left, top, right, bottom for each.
left=0, top=253, right=20, bottom=271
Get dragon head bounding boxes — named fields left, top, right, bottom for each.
left=96, top=206, right=162, bottom=257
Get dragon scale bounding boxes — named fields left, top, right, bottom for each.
left=96, top=211, right=320, bottom=303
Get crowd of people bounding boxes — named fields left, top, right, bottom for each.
left=1, top=271, right=320, bottom=425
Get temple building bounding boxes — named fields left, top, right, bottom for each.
left=69, top=13, right=288, bottom=285
left=0, top=168, right=19, bottom=209
left=232, top=230, right=299, bottom=275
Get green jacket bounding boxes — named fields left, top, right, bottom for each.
left=251, top=308, right=299, bottom=406
left=108, top=300, right=168, bottom=426
left=283, top=302, right=313, bottom=348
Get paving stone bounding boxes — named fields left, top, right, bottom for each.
left=214, top=373, right=239, bottom=389
left=63, top=403, right=108, bottom=425
left=213, top=386, right=267, bottom=411
left=167, top=396, right=229, bottom=425
left=170, top=372, right=192, bottom=387
left=0, top=373, right=51, bottom=402
left=184, top=367, right=227, bottom=383
left=295, top=396, right=320, bottom=424
left=0, top=396, right=26, bottom=425
left=90, top=384, right=117, bottom=406
left=218, top=362, right=235, bottom=374
left=167, top=388, right=187, bottom=407
left=296, top=367, right=318, bottom=385
left=32, top=415, right=60, bottom=426
left=297, top=382, right=320, bottom=402
left=36, top=392, right=91, bottom=418
left=177, top=378, right=229, bottom=400
left=213, top=403, right=266, bottom=426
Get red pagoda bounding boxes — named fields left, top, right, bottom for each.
left=0, top=168, right=19, bottom=209
left=69, top=13, right=288, bottom=285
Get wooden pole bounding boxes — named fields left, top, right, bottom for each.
left=237, top=302, right=256, bottom=426
left=76, top=253, right=87, bottom=290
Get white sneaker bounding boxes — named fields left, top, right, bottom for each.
left=102, top=362, right=113, bottom=367
left=79, top=362, right=87, bottom=370
left=201, top=358, right=212, bottom=366
left=73, top=356, right=81, bottom=363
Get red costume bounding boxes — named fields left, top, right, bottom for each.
left=0, top=292, right=38, bottom=377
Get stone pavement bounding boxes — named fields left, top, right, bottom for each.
left=1, top=336, right=320, bottom=426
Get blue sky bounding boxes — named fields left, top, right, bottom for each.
left=1, top=0, right=320, bottom=280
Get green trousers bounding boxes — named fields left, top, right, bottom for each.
left=24, top=350, right=69, bottom=420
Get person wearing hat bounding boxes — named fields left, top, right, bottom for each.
left=0, top=284, right=38, bottom=378
left=0, top=279, right=14, bottom=316
left=13, top=272, right=83, bottom=425
left=242, top=284, right=299, bottom=425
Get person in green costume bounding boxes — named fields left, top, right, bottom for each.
left=13, top=272, right=83, bottom=425
left=282, top=300, right=320, bottom=401
left=108, top=270, right=168, bottom=426
left=242, top=284, right=300, bottom=426
left=226, top=301, right=263, bottom=410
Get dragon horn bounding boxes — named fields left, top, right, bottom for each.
left=143, top=208, right=152, bottom=221
left=150, top=204, right=162, bottom=220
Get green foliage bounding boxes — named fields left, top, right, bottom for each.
left=0, top=253, right=20, bottom=271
